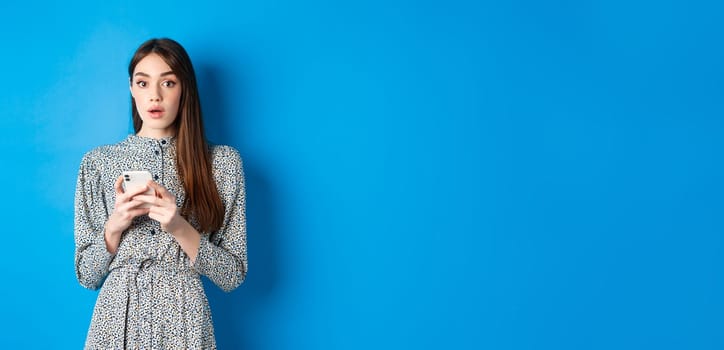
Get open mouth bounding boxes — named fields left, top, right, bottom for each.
left=147, top=106, right=165, bottom=118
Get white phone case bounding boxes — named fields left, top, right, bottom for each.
left=122, top=171, right=155, bottom=208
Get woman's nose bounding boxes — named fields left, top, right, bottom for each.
left=149, top=86, right=162, bottom=101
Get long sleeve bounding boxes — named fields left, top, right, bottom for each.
left=192, top=147, right=248, bottom=292
left=74, top=153, right=114, bottom=290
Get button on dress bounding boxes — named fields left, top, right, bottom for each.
left=74, top=135, right=247, bottom=349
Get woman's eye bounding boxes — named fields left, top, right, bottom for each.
left=135, top=81, right=147, bottom=87
left=162, top=81, right=177, bottom=87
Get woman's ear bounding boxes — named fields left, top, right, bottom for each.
left=129, top=78, right=135, bottom=97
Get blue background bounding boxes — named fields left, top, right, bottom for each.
left=1, top=0, right=722, bottom=349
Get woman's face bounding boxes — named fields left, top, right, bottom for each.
left=130, top=53, right=182, bottom=138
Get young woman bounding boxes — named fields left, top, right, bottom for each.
left=74, top=38, right=247, bottom=349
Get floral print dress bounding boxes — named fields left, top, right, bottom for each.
left=74, top=135, right=247, bottom=349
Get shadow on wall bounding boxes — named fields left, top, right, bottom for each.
left=197, top=62, right=280, bottom=349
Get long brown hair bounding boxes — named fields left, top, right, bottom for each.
left=129, top=38, right=224, bottom=233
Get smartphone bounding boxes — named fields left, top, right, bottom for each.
left=122, top=171, right=155, bottom=208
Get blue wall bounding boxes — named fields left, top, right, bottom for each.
left=1, top=0, right=723, bottom=348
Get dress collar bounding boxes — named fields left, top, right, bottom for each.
left=125, top=134, right=176, bottom=148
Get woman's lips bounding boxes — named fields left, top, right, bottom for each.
left=147, top=106, right=165, bottom=119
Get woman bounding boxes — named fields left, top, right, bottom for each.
left=74, top=38, right=247, bottom=349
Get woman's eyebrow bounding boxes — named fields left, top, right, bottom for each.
left=133, top=71, right=175, bottom=77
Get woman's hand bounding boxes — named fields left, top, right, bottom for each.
left=134, top=181, right=184, bottom=233
left=134, top=181, right=201, bottom=262
left=105, top=176, right=152, bottom=253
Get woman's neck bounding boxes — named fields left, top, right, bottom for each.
left=136, top=127, right=176, bottom=139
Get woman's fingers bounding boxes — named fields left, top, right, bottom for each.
left=113, top=180, right=177, bottom=231
left=114, top=176, right=124, bottom=196
left=127, top=184, right=151, bottom=197
left=132, top=194, right=160, bottom=207
left=147, top=180, right=174, bottom=198
left=147, top=203, right=179, bottom=229
left=126, top=207, right=151, bottom=218
left=117, top=184, right=151, bottom=204
left=108, top=178, right=155, bottom=234
left=137, top=181, right=176, bottom=207
left=133, top=182, right=175, bottom=206
left=117, top=198, right=149, bottom=212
